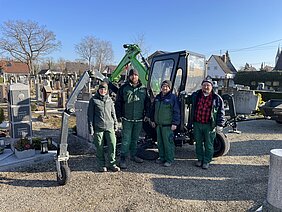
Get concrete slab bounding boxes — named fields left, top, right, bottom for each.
left=0, top=148, right=13, bottom=161
left=0, top=148, right=56, bottom=171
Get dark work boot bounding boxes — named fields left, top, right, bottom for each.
left=131, top=156, right=144, bottom=163
left=119, top=156, right=127, bottom=169
left=195, top=160, right=202, bottom=167
left=202, top=163, right=210, bottom=169
left=109, top=165, right=121, bottom=172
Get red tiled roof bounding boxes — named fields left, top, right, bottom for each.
left=0, top=60, right=29, bottom=74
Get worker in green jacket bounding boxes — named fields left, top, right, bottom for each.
left=151, top=80, right=180, bottom=167
left=87, top=82, right=120, bottom=172
left=115, top=69, right=150, bottom=169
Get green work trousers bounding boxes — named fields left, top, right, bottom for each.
left=156, top=125, right=175, bottom=163
left=193, top=122, right=216, bottom=164
left=93, top=128, right=117, bottom=168
left=121, top=120, right=143, bottom=158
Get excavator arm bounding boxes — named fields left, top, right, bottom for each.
left=55, top=70, right=92, bottom=185
left=109, top=44, right=149, bottom=86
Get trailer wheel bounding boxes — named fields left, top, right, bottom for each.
left=213, top=132, right=230, bottom=157
left=275, top=120, right=282, bottom=124
left=57, top=162, right=71, bottom=186
left=136, top=147, right=159, bottom=160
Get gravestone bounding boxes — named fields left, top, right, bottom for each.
left=35, top=83, right=42, bottom=101
left=8, top=83, right=32, bottom=139
left=0, top=84, right=7, bottom=103
left=54, top=81, right=61, bottom=90
left=58, top=91, right=67, bottom=108
left=75, top=100, right=91, bottom=142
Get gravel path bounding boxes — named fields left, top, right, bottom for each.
left=0, top=119, right=281, bottom=212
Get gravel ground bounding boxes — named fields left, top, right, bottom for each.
left=0, top=119, right=281, bottom=212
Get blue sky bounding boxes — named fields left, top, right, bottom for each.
left=1, top=0, right=282, bottom=69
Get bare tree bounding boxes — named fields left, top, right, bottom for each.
left=75, top=35, right=98, bottom=70
left=0, top=20, right=61, bottom=74
left=56, top=57, right=66, bottom=73
left=32, top=59, right=41, bottom=76
left=45, top=57, right=55, bottom=69
left=131, top=33, right=150, bottom=58
left=95, top=40, right=113, bottom=72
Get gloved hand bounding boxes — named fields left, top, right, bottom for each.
left=187, top=123, right=193, bottom=130
left=216, top=126, right=223, bottom=132
left=117, top=117, right=123, bottom=123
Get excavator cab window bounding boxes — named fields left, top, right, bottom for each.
left=185, top=54, right=206, bottom=94
left=173, top=68, right=183, bottom=95
left=149, top=59, right=174, bottom=96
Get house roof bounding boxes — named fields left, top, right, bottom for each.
left=240, top=63, right=257, bottom=72
left=210, top=55, right=237, bottom=74
left=0, top=60, right=29, bottom=74
left=38, top=69, right=63, bottom=75
left=38, top=69, right=50, bottom=75
left=274, top=51, right=282, bottom=71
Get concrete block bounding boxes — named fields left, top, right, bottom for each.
left=233, top=90, right=259, bottom=114
left=264, top=149, right=282, bottom=211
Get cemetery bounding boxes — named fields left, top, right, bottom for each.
left=0, top=46, right=281, bottom=211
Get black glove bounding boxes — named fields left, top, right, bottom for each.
left=187, top=123, right=193, bottom=130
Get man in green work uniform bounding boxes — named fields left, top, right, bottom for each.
left=115, top=69, right=150, bottom=169
left=151, top=80, right=180, bottom=167
left=87, top=82, right=120, bottom=172
left=190, top=78, right=225, bottom=169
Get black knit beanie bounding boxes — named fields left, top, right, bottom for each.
left=129, top=69, right=139, bottom=76
left=161, top=80, right=172, bottom=89
left=99, top=82, right=108, bottom=89
left=201, top=78, right=213, bottom=86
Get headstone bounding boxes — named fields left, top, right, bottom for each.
left=43, top=79, right=49, bottom=86
left=35, top=83, right=42, bottom=101
left=74, top=72, right=78, bottom=82
left=60, top=75, right=65, bottom=89
left=57, top=91, right=67, bottom=108
left=69, top=78, right=74, bottom=90
left=54, top=81, right=61, bottom=90
left=0, top=84, right=7, bottom=103
left=41, top=86, right=52, bottom=103
left=75, top=100, right=91, bottom=142
left=8, top=83, right=32, bottom=139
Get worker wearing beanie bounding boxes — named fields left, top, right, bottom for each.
left=189, top=77, right=225, bottom=169
left=151, top=80, right=180, bottom=167
left=87, top=82, right=120, bottom=172
left=115, top=68, right=151, bottom=169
